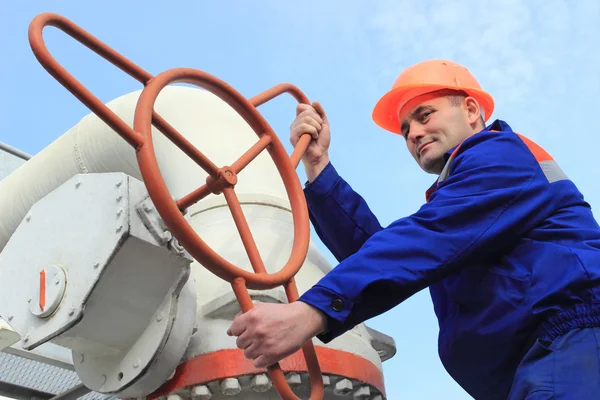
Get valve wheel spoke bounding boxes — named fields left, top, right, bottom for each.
left=176, top=183, right=212, bottom=210
left=222, top=187, right=267, bottom=274
left=231, top=134, right=272, bottom=174
left=152, top=112, right=220, bottom=177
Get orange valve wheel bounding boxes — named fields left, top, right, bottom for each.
left=134, top=68, right=310, bottom=289
left=133, top=68, right=324, bottom=400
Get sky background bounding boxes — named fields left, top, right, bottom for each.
left=1, top=1, right=599, bottom=399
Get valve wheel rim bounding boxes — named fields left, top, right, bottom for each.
left=133, top=67, right=311, bottom=290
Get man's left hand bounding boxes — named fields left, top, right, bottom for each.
left=227, top=301, right=327, bottom=368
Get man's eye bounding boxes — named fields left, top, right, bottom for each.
left=420, top=111, right=432, bottom=121
left=401, top=124, right=409, bottom=139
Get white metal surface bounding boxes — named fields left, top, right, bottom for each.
left=0, top=320, right=19, bottom=351
left=0, top=172, right=197, bottom=397
left=75, top=278, right=197, bottom=398
left=0, top=173, right=133, bottom=349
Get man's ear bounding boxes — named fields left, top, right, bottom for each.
left=464, top=96, right=482, bottom=125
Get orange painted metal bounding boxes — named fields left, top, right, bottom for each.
left=150, top=347, right=386, bottom=399
left=249, top=83, right=313, bottom=168
left=27, top=12, right=221, bottom=176
left=28, top=13, right=146, bottom=149
left=29, top=12, right=323, bottom=400
left=133, top=68, right=312, bottom=289
left=39, top=269, right=46, bottom=311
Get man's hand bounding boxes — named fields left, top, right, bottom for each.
left=227, top=301, right=327, bottom=369
left=290, top=101, right=331, bottom=182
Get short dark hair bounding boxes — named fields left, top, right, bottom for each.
left=430, top=89, right=485, bottom=125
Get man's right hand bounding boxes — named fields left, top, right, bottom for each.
left=290, top=101, right=330, bottom=182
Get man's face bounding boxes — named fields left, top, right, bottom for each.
left=400, top=94, right=476, bottom=174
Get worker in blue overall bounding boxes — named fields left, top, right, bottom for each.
left=228, top=60, right=600, bottom=399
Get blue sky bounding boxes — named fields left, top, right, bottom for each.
left=1, top=1, right=599, bottom=399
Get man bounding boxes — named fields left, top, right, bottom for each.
left=227, top=60, right=600, bottom=399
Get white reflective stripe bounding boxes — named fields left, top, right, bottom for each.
left=438, top=155, right=568, bottom=185
left=540, top=160, right=568, bottom=183
left=438, top=154, right=457, bottom=183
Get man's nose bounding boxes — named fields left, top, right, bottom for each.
left=407, top=124, right=425, bottom=143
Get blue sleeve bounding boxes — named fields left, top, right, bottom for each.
left=299, top=130, right=558, bottom=342
left=304, top=162, right=383, bottom=262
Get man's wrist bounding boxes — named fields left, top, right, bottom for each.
left=295, top=301, right=328, bottom=338
left=305, top=155, right=330, bottom=183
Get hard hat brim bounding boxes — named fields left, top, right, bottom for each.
left=372, top=84, right=495, bottom=135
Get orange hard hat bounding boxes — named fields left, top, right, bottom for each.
left=372, top=60, right=495, bottom=134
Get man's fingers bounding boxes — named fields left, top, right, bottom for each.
left=312, top=101, right=328, bottom=123
left=236, top=330, right=253, bottom=350
left=244, top=341, right=260, bottom=360
left=227, top=314, right=247, bottom=337
left=296, top=103, right=312, bottom=116
left=294, top=123, right=318, bottom=140
left=296, top=104, right=324, bottom=124
left=253, top=354, right=272, bottom=369
left=301, top=115, right=322, bottom=132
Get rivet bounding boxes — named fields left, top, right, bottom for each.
left=116, top=180, right=123, bottom=188
left=68, top=307, right=76, bottom=316
left=116, top=224, right=123, bottom=233
left=133, top=359, right=140, bottom=368
left=7, top=314, right=13, bottom=322
left=27, top=298, right=32, bottom=304
left=26, top=214, right=31, bottom=222
left=93, top=262, right=100, bottom=269
left=101, top=375, right=107, bottom=385
left=55, top=278, right=60, bottom=286
left=156, top=312, right=163, bottom=322
left=79, top=354, right=85, bottom=363
left=75, top=180, right=81, bottom=188
left=116, top=208, right=123, bottom=217
left=116, top=195, right=123, bottom=202
left=143, top=202, right=153, bottom=212
left=23, top=334, right=29, bottom=343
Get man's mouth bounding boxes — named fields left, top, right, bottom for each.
left=418, top=141, right=434, bottom=156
